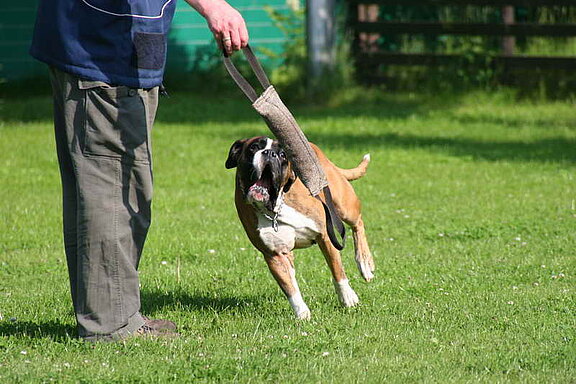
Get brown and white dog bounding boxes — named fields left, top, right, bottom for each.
left=225, top=136, right=374, bottom=319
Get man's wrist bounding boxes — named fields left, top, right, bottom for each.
left=185, top=0, right=226, bottom=18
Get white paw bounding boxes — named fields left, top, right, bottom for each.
left=289, top=293, right=311, bottom=320
left=334, top=279, right=360, bottom=307
left=295, top=308, right=311, bottom=320
left=357, top=259, right=375, bottom=282
left=339, top=289, right=360, bottom=307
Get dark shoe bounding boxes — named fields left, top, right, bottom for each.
left=141, top=316, right=178, bottom=332
left=83, top=316, right=178, bottom=342
left=134, top=321, right=179, bottom=338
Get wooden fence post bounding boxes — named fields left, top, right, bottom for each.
left=359, top=3, right=380, bottom=53
left=502, top=5, right=516, bottom=56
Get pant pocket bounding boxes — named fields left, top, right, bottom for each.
left=80, top=80, right=150, bottom=164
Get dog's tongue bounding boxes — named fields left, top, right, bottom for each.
left=248, top=164, right=278, bottom=206
left=248, top=178, right=270, bottom=202
left=250, top=186, right=266, bottom=200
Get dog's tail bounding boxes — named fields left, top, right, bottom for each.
left=337, top=154, right=371, bottom=181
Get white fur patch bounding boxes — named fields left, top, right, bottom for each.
left=252, top=138, right=274, bottom=178
left=257, top=202, right=320, bottom=252
left=333, top=279, right=360, bottom=307
left=288, top=292, right=311, bottom=320
left=357, top=259, right=374, bottom=282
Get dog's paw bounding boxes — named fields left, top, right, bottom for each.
left=339, top=289, right=360, bottom=308
left=295, top=308, right=311, bottom=320
left=289, top=293, right=311, bottom=320
left=357, top=259, right=375, bottom=282
left=333, top=279, right=360, bottom=307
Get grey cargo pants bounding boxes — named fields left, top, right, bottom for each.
left=49, top=68, right=158, bottom=340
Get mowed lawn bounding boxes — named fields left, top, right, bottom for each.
left=0, top=90, right=574, bottom=382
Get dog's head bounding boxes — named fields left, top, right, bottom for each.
left=226, top=136, right=296, bottom=211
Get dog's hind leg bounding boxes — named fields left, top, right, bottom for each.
left=350, top=214, right=375, bottom=282
left=263, top=251, right=311, bottom=320
left=335, top=196, right=375, bottom=282
left=317, top=235, right=360, bottom=308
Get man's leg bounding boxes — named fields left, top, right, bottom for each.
left=49, top=68, right=160, bottom=340
left=49, top=68, right=81, bottom=309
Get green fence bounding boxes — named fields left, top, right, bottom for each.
left=0, top=0, right=293, bottom=82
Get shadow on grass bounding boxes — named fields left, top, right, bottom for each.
left=141, top=288, right=264, bottom=314
left=153, top=92, right=429, bottom=125
left=448, top=114, right=574, bottom=129
left=311, top=132, right=576, bottom=164
left=3, top=91, right=573, bottom=164
left=0, top=320, right=76, bottom=341
left=0, top=290, right=264, bottom=340
left=0, top=90, right=427, bottom=125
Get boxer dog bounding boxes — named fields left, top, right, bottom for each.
left=225, top=136, right=374, bottom=319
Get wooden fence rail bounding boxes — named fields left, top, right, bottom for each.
left=354, top=22, right=576, bottom=37
left=348, top=0, right=576, bottom=7
left=348, top=0, right=576, bottom=84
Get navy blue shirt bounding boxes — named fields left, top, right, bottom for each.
left=30, top=0, right=177, bottom=88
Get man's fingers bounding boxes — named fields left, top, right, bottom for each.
left=221, top=32, right=232, bottom=55
left=216, top=33, right=224, bottom=52
left=229, top=28, right=241, bottom=51
left=206, top=7, right=248, bottom=55
left=239, top=25, right=249, bottom=48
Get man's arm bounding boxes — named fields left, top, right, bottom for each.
left=185, top=0, right=249, bottom=55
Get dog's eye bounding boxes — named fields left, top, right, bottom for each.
left=279, top=151, right=286, bottom=160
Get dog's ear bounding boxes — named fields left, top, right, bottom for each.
left=225, top=139, right=247, bottom=169
left=283, top=169, right=297, bottom=193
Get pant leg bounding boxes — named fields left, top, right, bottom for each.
left=49, top=68, right=159, bottom=340
left=49, top=68, right=81, bottom=309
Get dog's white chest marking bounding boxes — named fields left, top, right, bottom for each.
left=257, top=204, right=320, bottom=252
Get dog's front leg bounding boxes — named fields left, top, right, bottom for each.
left=317, top=234, right=360, bottom=308
left=263, top=251, right=311, bottom=320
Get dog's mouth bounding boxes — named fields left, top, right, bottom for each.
left=247, top=164, right=278, bottom=209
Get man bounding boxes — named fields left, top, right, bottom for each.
left=30, top=0, right=248, bottom=341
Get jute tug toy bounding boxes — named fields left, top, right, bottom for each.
left=223, top=45, right=346, bottom=250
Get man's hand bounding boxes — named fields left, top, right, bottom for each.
left=185, top=0, right=249, bottom=56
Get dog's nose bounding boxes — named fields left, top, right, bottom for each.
left=263, top=150, right=277, bottom=159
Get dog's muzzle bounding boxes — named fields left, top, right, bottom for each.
left=247, top=152, right=283, bottom=209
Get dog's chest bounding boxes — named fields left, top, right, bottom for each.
left=256, top=204, right=320, bottom=252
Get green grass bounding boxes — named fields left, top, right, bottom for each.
left=1, top=89, right=575, bottom=382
